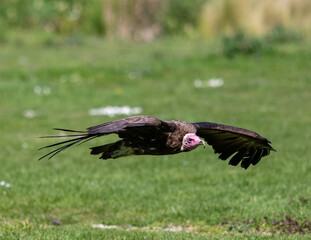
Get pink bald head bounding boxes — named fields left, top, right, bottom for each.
left=181, top=133, right=205, bottom=151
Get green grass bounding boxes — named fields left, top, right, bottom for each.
left=0, top=33, right=310, bottom=239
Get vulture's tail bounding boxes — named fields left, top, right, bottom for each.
left=90, top=140, right=135, bottom=160
left=38, top=128, right=98, bottom=160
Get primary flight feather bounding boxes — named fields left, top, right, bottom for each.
left=39, top=115, right=275, bottom=169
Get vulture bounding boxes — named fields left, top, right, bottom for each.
left=39, top=115, right=275, bottom=169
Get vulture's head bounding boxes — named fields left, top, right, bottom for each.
left=181, top=133, right=205, bottom=151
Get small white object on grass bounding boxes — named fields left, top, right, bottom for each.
left=208, top=78, right=224, bottom=87
left=92, top=224, right=195, bottom=232
left=194, top=78, right=224, bottom=88
left=24, top=110, right=36, bottom=119
left=128, top=71, right=141, bottom=80
left=92, top=224, right=119, bottom=229
left=34, top=85, right=42, bottom=95
left=43, top=87, right=51, bottom=95
left=164, top=226, right=183, bottom=232
left=89, top=106, right=142, bottom=117
left=34, top=85, right=51, bottom=96
left=0, top=181, right=11, bottom=188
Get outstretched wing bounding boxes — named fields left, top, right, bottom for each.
left=39, top=115, right=172, bottom=160
left=192, top=122, right=275, bottom=169
left=87, top=115, right=171, bottom=135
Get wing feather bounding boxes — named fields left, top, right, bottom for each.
left=251, top=149, right=264, bottom=166
left=87, top=115, right=167, bottom=135
left=193, top=122, right=275, bottom=169
left=39, top=115, right=172, bottom=160
left=229, top=149, right=248, bottom=166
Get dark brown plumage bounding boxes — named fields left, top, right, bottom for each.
left=39, top=115, right=275, bottom=169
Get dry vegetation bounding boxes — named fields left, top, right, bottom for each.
left=102, top=0, right=164, bottom=41
left=200, top=0, right=311, bottom=37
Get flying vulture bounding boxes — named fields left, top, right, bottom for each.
left=39, top=115, right=275, bottom=169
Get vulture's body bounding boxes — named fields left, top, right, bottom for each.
left=39, top=115, right=275, bottom=169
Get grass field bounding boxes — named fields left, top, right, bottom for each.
left=0, top=33, right=310, bottom=239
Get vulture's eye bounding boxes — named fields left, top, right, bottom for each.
left=187, top=138, right=193, bottom=143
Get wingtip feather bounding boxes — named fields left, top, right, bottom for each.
left=53, top=128, right=87, bottom=133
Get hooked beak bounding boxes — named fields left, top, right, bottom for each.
left=200, top=139, right=206, bottom=148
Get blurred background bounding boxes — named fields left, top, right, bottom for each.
left=1, top=0, right=311, bottom=41
left=1, top=0, right=311, bottom=238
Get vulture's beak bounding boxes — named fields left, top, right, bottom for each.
left=200, top=140, right=206, bottom=148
